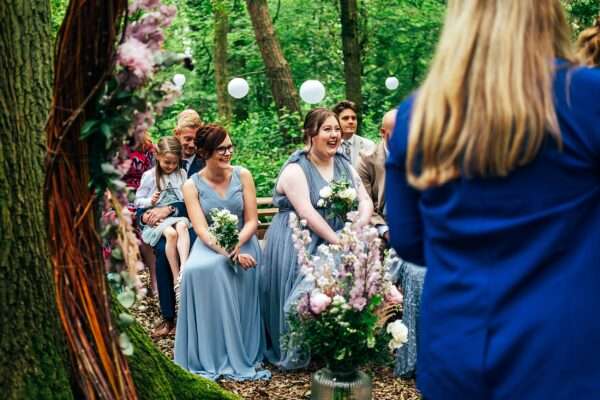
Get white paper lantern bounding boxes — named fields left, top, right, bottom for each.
left=385, top=76, right=399, bottom=90
left=227, top=77, right=250, bottom=99
left=299, top=80, right=326, bottom=104
left=173, top=73, right=186, bottom=88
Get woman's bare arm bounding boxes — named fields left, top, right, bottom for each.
left=277, top=163, right=339, bottom=244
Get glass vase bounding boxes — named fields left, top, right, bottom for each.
left=310, top=367, right=372, bottom=400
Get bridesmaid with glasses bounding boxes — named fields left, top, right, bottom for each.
left=174, top=124, right=270, bottom=381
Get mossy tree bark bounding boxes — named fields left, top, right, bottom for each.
left=1, top=1, right=240, bottom=398
left=0, top=1, right=74, bottom=398
left=116, top=301, right=240, bottom=400
left=246, top=0, right=302, bottom=142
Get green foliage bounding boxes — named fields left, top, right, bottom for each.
left=49, top=0, right=600, bottom=197
left=562, top=0, right=600, bottom=34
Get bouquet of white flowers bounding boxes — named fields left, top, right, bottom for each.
left=176, top=208, right=240, bottom=310
left=316, top=178, right=358, bottom=221
left=208, top=208, right=240, bottom=253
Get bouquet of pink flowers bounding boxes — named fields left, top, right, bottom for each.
left=286, top=212, right=407, bottom=371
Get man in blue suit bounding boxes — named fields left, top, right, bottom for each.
left=142, top=110, right=205, bottom=337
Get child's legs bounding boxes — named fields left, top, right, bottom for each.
left=163, top=226, right=180, bottom=280
left=175, top=221, right=190, bottom=266
left=140, top=242, right=158, bottom=295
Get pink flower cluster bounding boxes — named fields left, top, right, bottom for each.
left=117, top=1, right=177, bottom=88
left=116, top=1, right=182, bottom=147
left=289, top=211, right=402, bottom=319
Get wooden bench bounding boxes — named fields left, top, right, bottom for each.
left=257, top=197, right=277, bottom=240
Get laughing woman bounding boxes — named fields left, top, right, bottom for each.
left=261, top=108, right=373, bottom=369
left=174, top=124, right=270, bottom=381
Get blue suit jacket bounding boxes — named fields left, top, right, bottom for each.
left=187, top=156, right=204, bottom=177
left=386, top=64, right=600, bottom=399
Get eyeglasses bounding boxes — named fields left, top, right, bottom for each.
left=215, top=144, right=234, bottom=155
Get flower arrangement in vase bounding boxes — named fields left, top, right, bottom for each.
left=286, top=211, right=408, bottom=379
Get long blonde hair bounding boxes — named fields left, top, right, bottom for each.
left=406, top=0, right=573, bottom=190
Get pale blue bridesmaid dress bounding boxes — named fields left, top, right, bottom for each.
left=174, top=167, right=270, bottom=381
left=260, top=150, right=356, bottom=370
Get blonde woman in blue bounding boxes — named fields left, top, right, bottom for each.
left=386, top=1, right=600, bottom=398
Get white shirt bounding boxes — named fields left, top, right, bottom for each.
left=134, top=167, right=188, bottom=209
left=183, top=155, right=196, bottom=174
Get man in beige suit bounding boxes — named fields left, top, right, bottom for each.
left=333, top=100, right=375, bottom=168
left=357, top=109, right=397, bottom=242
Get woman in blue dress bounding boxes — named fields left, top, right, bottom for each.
left=386, top=1, right=600, bottom=398
left=174, top=124, right=270, bottom=381
left=261, top=108, right=373, bottom=369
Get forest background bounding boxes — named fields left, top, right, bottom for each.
left=50, top=0, right=600, bottom=196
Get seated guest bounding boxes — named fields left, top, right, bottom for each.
left=357, top=109, right=397, bottom=242
left=386, top=0, right=600, bottom=398
left=332, top=100, right=375, bottom=168
left=175, top=124, right=270, bottom=381
left=261, top=108, right=373, bottom=369
left=358, top=109, right=425, bottom=379
left=136, top=109, right=202, bottom=338
left=174, top=109, right=204, bottom=176
left=117, top=133, right=157, bottom=294
left=135, top=137, right=190, bottom=292
left=138, top=194, right=191, bottom=338
left=576, top=16, right=600, bottom=67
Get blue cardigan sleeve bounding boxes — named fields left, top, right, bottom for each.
left=135, top=201, right=188, bottom=227
left=385, top=98, right=426, bottom=266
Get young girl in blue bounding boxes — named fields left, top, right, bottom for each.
left=135, top=137, right=190, bottom=288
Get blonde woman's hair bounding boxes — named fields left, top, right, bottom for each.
left=155, top=136, right=182, bottom=191
left=174, top=109, right=202, bottom=135
left=406, top=0, right=573, bottom=190
left=576, top=17, right=600, bottom=67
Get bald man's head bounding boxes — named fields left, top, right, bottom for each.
left=380, top=109, right=397, bottom=144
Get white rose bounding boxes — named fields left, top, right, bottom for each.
left=317, top=199, right=325, bottom=207
left=338, top=188, right=356, bottom=201
left=346, top=188, right=357, bottom=201
left=387, top=320, right=408, bottom=347
left=319, top=186, right=333, bottom=199
left=332, top=295, right=346, bottom=305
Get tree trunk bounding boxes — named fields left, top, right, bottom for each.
left=339, top=0, right=363, bottom=114
left=214, top=0, right=232, bottom=121
left=246, top=0, right=302, bottom=142
left=0, top=1, right=239, bottom=398
left=0, top=1, right=74, bottom=398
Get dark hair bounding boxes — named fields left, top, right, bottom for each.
left=303, top=108, right=339, bottom=145
left=332, top=100, right=358, bottom=116
left=194, top=124, right=228, bottom=160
